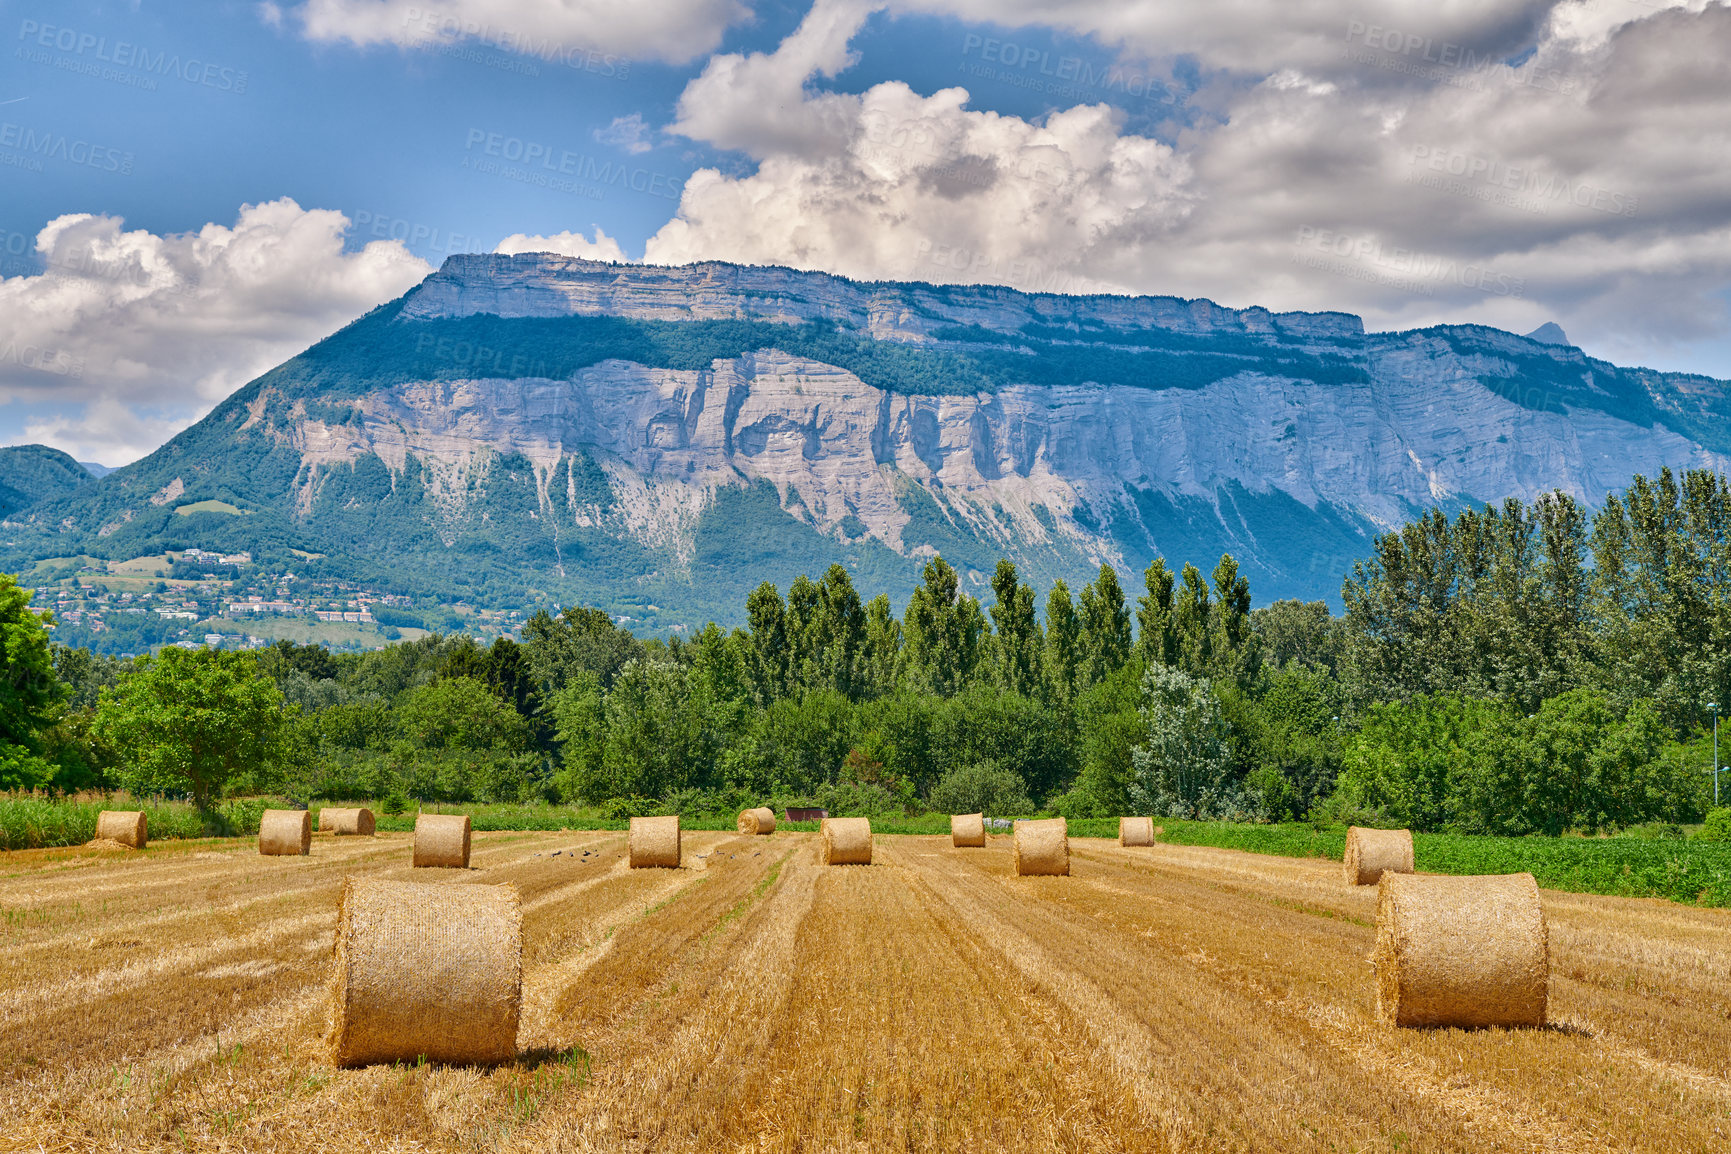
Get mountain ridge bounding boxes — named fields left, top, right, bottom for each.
left=5, top=255, right=1729, bottom=629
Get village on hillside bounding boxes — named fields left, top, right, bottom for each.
left=29, top=547, right=527, bottom=655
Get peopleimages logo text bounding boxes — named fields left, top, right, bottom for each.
left=0, top=121, right=132, bottom=173
left=1293, top=226, right=1527, bottom=298
left=960, top=34, right=1176, bottom=104
left=462, top=130, right=681, bottom=200
left=403, top=7, right=629, bottom=78
left=16, top=20, right=249, bottom=92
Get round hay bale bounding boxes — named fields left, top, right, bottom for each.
left=629, top=815, right=681, bottom=868
left=319, top=807, right=376, bottom=836
left=736, top=807, right=776, bottom=835
left=259, top=809, right=311, bottom=856
left=950, top=812, right=985, bottom=848
left=1372, top=871, right=1548, bottom=1029
left=327, top=877, right=521, bottom=1067
left=94, top=810, right=146, bottom=849
left=414, top=813, right=472, bottom=868
left=1344, top=825, right=1414, bottom=886
left=1119, top=816, right=1155, bottom=847
left=1013, top=817, right=1069, bottom=876
left=821, top=817, right=872, bottom=864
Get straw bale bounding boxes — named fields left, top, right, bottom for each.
left=736, top=806, right=777, bottom=835
left=94, top=810, right=146, bottom=849
left=258, top=809, right=311, bottom=856
left=629, top=815, right=681, bottom=868
left=1344, top=825, right=1414, bottom=886
left=1119, top=816, right=1155, bottom=847
left=821, top=817, right=873, bottom=864
left=950, top=812, right=985, bottom=848
left=319, top=807, right=376, bottom=836
left=414, top=813, right=472, bottom=868
left=327, top=877, right=522, bottom=1067
left=1372, top=871, right=1548, bottom=1029
left=1014, top=817, right=1069, bottom=876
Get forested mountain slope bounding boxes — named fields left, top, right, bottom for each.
left=0, top=445, right=95, bottom=520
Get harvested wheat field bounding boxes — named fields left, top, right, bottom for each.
left=3, top=831, right=1731, bottom=1152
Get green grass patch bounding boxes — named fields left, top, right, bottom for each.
left=174, top=500, right=248, bottom=517
left=1149, top=819, right=1731, bottom=907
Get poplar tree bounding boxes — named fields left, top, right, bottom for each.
left=861, top=594, right=902, bottom=699
left=988, top=559, right=1043, bottom=698
left=1078, top=563, right=1132, bottom=690
left=1211, top=553, right=1256, bottom=686
left=1172, top=563, right=1213, bottom=675
left=810, top=564, right=867, bottom=699
left=1137, top=557, right=1178, bottom=668
left=1044, top=580, right=1080, bottom=701
left=902, top=557, right=984, bottom=697
left=745, top=582, right=788, bottom=703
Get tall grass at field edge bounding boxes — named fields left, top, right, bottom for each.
left=0, top=792, right=280, bottom=850
left=1152, top=819, right=1731, bottom=907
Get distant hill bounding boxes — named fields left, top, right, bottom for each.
left=0, top=444, right=96, bottom=519
left=79, top=461, right=115, bottom=478
left=2, top=255, right=1728, bottom=627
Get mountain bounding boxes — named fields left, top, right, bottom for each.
left=5, top=255, right=1730, bottom=628
left=78, top=461, right=115, bottom=478
left=1524, top=322, right=1571, bottom=346
left=0, top=444, right=96, bottom=519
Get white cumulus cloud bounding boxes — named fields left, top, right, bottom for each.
left=889, top=0, right=1560, bottom=78
left=646, top=0, right=1731, bottom=375
left=594, top=113, right=657, bottom=155
left=494, top=227, right=630, bottom=261
left=651, top=0, right=1191, bottom=290
left=0, top=199, right=432, bottom=465
left=671, top=0, right=875, bottom=160
left=290, top=0, right=750, bottom=65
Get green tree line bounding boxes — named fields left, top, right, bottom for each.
left=3, top=467, right=1727, bottom=834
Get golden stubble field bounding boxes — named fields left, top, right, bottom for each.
left=3, top=829, right=1730, bottom=1152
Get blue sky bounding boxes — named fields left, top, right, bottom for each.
left=5, top=1, right=708, bottom=262
left=3, top=0, right=1729, bottom=464
left=1, top=1, right=1198, bottom=264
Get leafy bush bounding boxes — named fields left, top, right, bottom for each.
left=811, top=778, right=909, bottom=817
left=661, top=785, right=757, bottom=818
left=1698, top=808, right=1731, bottom=842
left=1337, top=691, right=1700, bottom=835
left=1046, top=784, right=1110, bottom=819
left=599, top=796, right=665, bottom=819
left=929, top=761, right=1034, bottom=817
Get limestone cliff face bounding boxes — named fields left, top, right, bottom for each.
left=286, top=349, right=1721, bottom=554
left=14, top=254, right=1731, bottom=620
